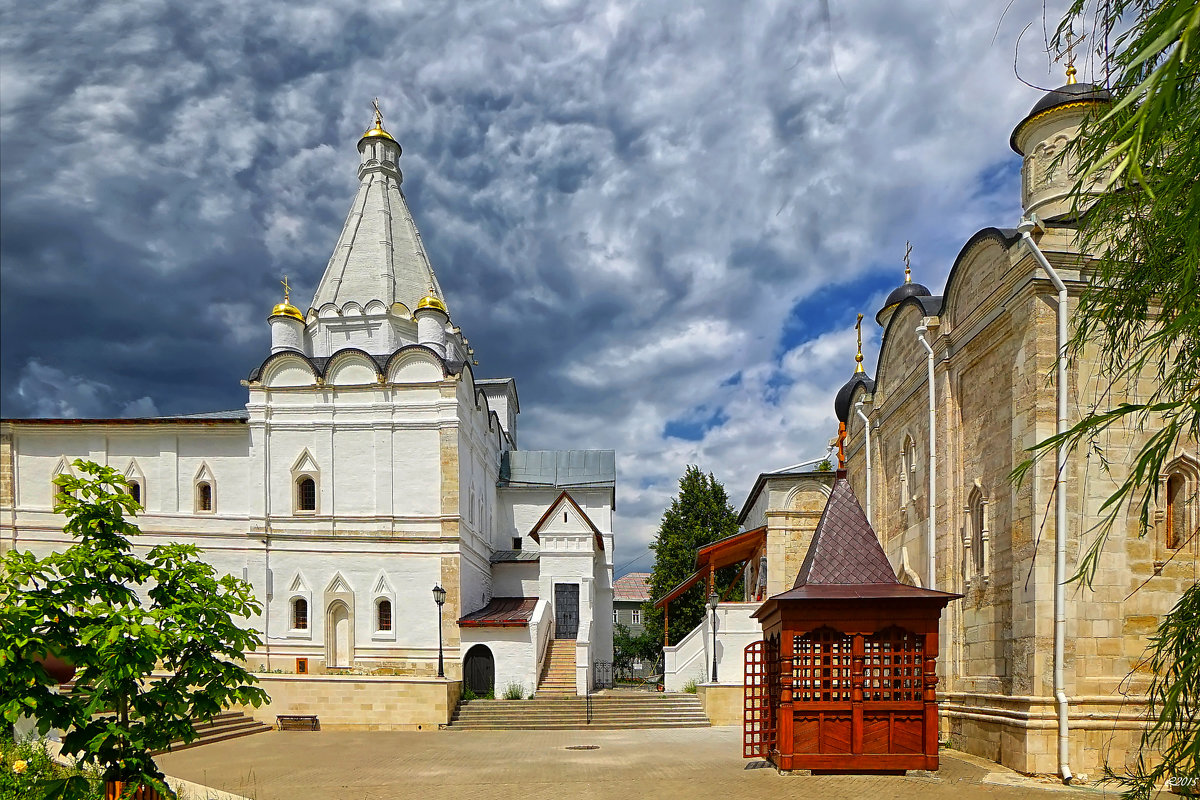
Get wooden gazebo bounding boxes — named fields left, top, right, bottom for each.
left=743, top=474, right=959, bottom=774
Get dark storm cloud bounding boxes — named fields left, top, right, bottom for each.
left=1, top=0, right=1069, bottom=569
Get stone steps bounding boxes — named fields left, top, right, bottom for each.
left=449, top=694, right=711, bottom=730
left=151, top=711, right=272, bottom=754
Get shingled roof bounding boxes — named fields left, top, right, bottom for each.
left=793, top=478, right=896, bottom=586
left=755, top=476, right=959, bottom=609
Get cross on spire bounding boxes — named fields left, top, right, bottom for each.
left=371, top=97, right=384, bottom=127
left=855, top=313, right=865, bottom=373
left=903, top=241, right=913, bottom=284
left=1056, top=25, right=1085, bottom=85
left=280, top=275, right=292, bottom=304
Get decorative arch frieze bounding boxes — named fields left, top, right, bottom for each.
left=384, top=345, right=447, bottom=384
left=324, top=347, right=382, bottom=386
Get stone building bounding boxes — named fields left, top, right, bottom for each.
left=0, top=109, right=615, bottom=725
left=836, top=75, right=1198, bottom=776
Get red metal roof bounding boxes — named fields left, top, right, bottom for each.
left=613, top=572, right=651, bottom=601
left=457, top=597, right=538, bottom=628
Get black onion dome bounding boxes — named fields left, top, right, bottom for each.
left=1010, top=82, right=1112, bottom=154
left=875, top=281, right=931, bottom=325
left=834, top=372, right=875, bottom=423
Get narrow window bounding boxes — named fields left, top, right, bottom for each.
left=129, top=481, right=142, bottom=505
left=197, top=481, right=213, bottom=512
left=632, top=609, right=642, bottom=625
left=297, top=477, right=316, bottom=512
left=1167, top=473, right=1185, bottom=549
left=512, top=536, right=522, bottom=550
left=293, top=598, right=308, bottom=630
left=969, top=488, right=986, bottom=576
left=54, top=483, right=71, bottom=508
left=377, top=599, right=392, bottom=632
left=613, top=609, right=619, bottom=624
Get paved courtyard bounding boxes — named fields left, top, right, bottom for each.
left=156, top=726, right=1114, bottom=800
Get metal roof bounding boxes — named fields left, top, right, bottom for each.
left=490, top=550, right=540, bottom=564
left=614, top=572, right=651, bottom=602
left=457, top=597, right=538, bottom=628
left=501, top=450, right=615, bottom=488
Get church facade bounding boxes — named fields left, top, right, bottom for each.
left=837, top=77, right=1198, bottom=776
left=0, top=110, right=615, bottom=719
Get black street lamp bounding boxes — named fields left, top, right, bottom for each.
left=433, top=583, right=447, bottom=678
left=708, top=589, right=719, bottom=683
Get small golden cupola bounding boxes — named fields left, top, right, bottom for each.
left=358, top=98, right=401, bottom=161
left=416, top=290, right=448, bottom=315
left=268, top=276, right=307, bottom=354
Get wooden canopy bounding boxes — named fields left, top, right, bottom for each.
left=652, top=526, right=766, bottom=645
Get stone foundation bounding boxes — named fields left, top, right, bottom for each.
left=940, top=691, right=1150, bottom=777
left=235, top=674, right=462, bottom=731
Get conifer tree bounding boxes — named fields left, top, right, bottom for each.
left=642, top=465, right=741, bottom=651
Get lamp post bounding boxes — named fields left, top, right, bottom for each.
left=708, top=589, right=719, bottom=683
left=433, top=584, right=447, bottom=678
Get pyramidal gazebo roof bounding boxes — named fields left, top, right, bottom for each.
left=755, top=476, right=959, bottom=612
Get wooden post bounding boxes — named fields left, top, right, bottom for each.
left=663, top=603, right=669, bottom=648
left=777, top=627, right=795, bottom=771
left=923, top=629, right=940, bottom=769
left=851, top=633, right=865, bottom=756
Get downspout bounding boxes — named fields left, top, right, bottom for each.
left=1017, top=216, right=1073, bottom=784
left=855, top=400, right=873, bottom=526
left=915, top=325, right=937, bottom=591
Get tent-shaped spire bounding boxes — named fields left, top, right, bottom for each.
left=310, top=104, right=446, bottom=317
left=793, top=476, right=896, bottom=586
left=755, top=476, right=959, bottom=610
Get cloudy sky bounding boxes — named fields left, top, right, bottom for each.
left=0, top=0, right=1087, bottom=575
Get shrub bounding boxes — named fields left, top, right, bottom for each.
left=682, top=678, right=699, bottom=694
left=502, top=682, right=525, bottom=700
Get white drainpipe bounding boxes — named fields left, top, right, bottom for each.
left=915, top=325, right=937, bottom=591
left=1017, top=216, right=1073, bottom=784
left=855, top=399, right=873, bottom=526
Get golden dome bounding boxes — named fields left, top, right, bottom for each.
left=416, top=292, right=448, bottom=315
left=270, top=302, right=305, bottom=323
left=359, top=101, right=399, bottom=149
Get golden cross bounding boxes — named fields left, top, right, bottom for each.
left=280, top=275, right=292, bottom=304
left=1055, top=25, right=1085, bottom=84
left=372, top=97, right=383, bottom=127
left=855, top=313, right=865, bottom=372
left=903, top=241, right=913, bottom=282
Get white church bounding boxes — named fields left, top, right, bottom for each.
left=0, top=108, right=615, bottom=723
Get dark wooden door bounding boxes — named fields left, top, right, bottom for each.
left=554, top=583, right=579, bottom=639
left=463, top=645, right=494, bottom=696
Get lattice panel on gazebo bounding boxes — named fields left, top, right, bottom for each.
left=793, top=627, right=853, bottom=702
left=863, top=626, right=924, bottom=701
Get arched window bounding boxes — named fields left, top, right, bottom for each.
left=899, top=436, right=917, bottom=510
left=967, top=486, right=988, bottom=580
left=297, top=476, right=317, bottom=512
left=377, top=599, right=392, bottom=632
left=196, top=481, right=213, bottom=512
left=1167, top=474, right=1185, bottom=549
left=292, top=597, right=308, bottom=630
left=129, top=481, right=142, bottom=505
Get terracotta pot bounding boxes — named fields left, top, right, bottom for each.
left=104, top=780, right=164, bottom=800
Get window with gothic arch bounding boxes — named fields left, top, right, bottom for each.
left=1164, top=460, right=1198, bottom=551
left=968, top=487, right=987, bottom=579
left=899, top=436, right=917, bottom=510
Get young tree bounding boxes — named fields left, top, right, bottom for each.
left=642, top=465, right=741, bottom=650
left=1020, top=2, right=1199, bottom=796
left=0, top=460, right=268, bottom=799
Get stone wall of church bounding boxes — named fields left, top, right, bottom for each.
left=843, top=234, right=1197, bottom=776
